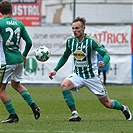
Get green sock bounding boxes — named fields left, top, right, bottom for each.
left=62, top=90, right=76, bottom=112
left=111, top=100, right=123, bottom=110
left=4, top=100, right=16, bottom=114
left=20, top=90, right=34, bottom=106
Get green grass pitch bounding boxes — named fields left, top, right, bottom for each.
left=0, top=85, right=132, bottom=133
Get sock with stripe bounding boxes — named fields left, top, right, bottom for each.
left=20, top=90, right=34, bottom=106
left=3, top=100, right=16, bottom=114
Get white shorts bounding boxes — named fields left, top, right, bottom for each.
left=66, top=73, right=107, bottom=98
left=0, top=63, right=23, bottom=83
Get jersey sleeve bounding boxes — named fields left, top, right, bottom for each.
left=54, top=40, right=71, bottom=72
left=20, top=23, right=32, bottom=57
left=92, top=38, right=110, bottom=65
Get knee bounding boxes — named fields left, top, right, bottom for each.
left=60, top=78, right=75, bottom=90
left=60, top=80, right=74, bottom=90
left=60, top=82, right=68, bottom=90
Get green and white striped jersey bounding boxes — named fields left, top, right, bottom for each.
left=54, top=34, right=110, bottom=79
left=0, top=16, right=32, bottom=65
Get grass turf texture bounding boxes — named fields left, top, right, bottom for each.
left=0, top=85, right=132, bottom=133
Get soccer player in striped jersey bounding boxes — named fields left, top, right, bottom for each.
left=0, top=0, right=40, bottom=123
left=49, top=17, right=132, bottom=121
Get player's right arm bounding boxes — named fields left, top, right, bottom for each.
left=49, top=41, right=71, bottom=79
left=91, top=37, right=110, bottom=65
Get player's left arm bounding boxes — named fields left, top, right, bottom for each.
left=92, top=39, right=110, bottom=65
left=98, top=49, right=110, bottom=66
left=20, top=23, right=32, bottom=57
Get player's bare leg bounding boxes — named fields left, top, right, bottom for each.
left=99, top=95, right=132, bottom=120
left=11, top=80, right=40, bottom=120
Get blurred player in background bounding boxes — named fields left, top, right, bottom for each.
left=97, top=45, right=109, bottom=86
left=0, top=0, right=40, bottom=123
left=49, top=17, right=132, bottom=122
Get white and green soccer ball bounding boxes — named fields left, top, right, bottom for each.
left=35, top=46, right=51, bottom=62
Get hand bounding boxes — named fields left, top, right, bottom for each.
left=98, top=61, right=104, bottom=68
left=23, top=56, right=26, bottom=68
left=49, top=70, right=56, bottom=80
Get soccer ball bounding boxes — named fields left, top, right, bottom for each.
left=35, top=46, right=51, bottom=62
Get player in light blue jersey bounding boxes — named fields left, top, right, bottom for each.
left=0, top=0, right=40, bottom=123
left=49, top=17, right=132, bottom=121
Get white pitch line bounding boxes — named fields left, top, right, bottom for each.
left=0, top=129, right=93, bottom=133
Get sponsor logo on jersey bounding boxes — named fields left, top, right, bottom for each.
left=73, top=50, right=86, bottom=60
left=75, top=61, right=88, bottom=67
